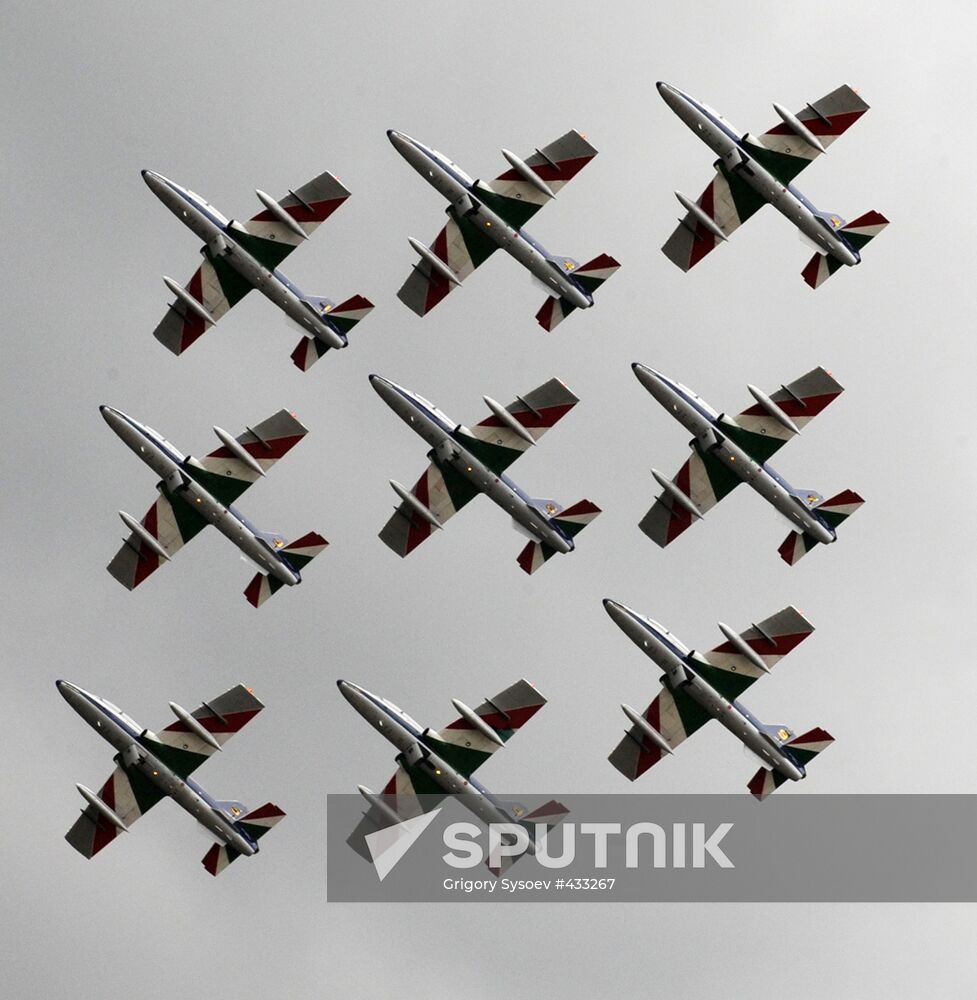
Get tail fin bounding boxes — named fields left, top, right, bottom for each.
left=535, top=254, right=620, bottom=330
left=244, top=532, right=329, bottom=607
left=778, top=490, right=864, bottom=565
left=291, top=295, right=374, bottom=371
left=516, top=500, right=601, bottom=574
left=802, top=211, right=889, bottom=288
left=202, top=803, right=286, bottom=876
left=748, top=727, right=834, bottom=800
left=487, top=799, right=570, bottom=876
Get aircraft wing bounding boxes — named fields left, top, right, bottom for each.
left=65, top=764, right=166, bottom=859
left=752, top=85, right=870, bottom=185
left=723, top=367, right=844, bottom=463
left=609, top=685, right=711, bottom=781
left=185, top=409, right=309, bottom=506
left=379, top=461, right=480, bottom=557
left=482, top=129, right=599, bottom=228
left=346, top=764, right=445, bottom=862
left=145, top=684, right=266, bottom=779
left=152, top=256, right=252, bottom=356
left=639, top=442, right=741, bottom=547
left=425, top=679, right=547, bottom=777
left=396, top=213, right=497, bottom=317
left=456, top=377, right=580, bottom=475
left=661, top=163, right=766, bottom=271
left=690, top=607, right=815, bottom=701
left=107, top=493, right=208, bottom=590
left=246, top=171, right=351, bottom=245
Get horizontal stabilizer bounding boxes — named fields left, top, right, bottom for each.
left=572, top=253, right=620, bottom=294
left=536, top=294, right=576, bottom=331
left=802, top=210, right=888, bottom=288
left=202, top=803, right=285, bottom=876
left=747, top=766, right=789, bottom=801
left=487, top=799, right=570, bottom=876
left=778, top=489, right=863, bottom=564
left=748, top=727, right=834, bottom=800
left=535, top=254, right=619, bottom=330
left=516, top=500, right=601, bottom=574
left=243, top=532, right=328, bottom=607
left=290, top=295, right=373, bottom=372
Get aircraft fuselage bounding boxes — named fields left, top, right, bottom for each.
left=57, top=680, right=258, bottom=856
left=633, top=366, right=836, bottom=545
left=604, top=602, right=805, bottom=783
left=657, top=83, right=859, bottom=267
left=101, top=406, right=302, bottom=586
left=388, top=131, right=592, bottom=309
left=371, top=376, right=574, bottom=555
left=338, top=680, right=536, bottom=841
left=142, top=170, right=345, bottom=349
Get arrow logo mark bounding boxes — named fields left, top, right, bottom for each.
left=365, top=809, right=442, bottom=882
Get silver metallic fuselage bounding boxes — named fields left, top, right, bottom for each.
left=633, top=365, right=835, bottom=545
left=604, top=602, right=805, bottom=781
left=387, top=131, right=592, bottom=309
left=57, top=680, right=257, bottom=855
left=338, top=680, right=534, bottom=839
left=101, top=406, right=301, bottom=585
left=657, top=83, right=859, bottom=267
left=142, top=170, right=345, bottom=349
left=370, top=375, right=573, bottom=554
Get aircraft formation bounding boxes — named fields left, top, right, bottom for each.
left=60, top=80, right=887, bottom=874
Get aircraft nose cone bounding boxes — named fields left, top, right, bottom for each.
left=56, top=679, right=78, bottom=701
left=368, top=373, right=394, bottom=396
left=603, top=598, right=628, bottom=623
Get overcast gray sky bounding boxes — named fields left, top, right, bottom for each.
left=3, top=0, right=976, bottom=996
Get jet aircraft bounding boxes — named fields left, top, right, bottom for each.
left=101, top=405, right=327, bottom=606
left=370, top=375, right=600, bottom=573
left=339, top=678, right=567, bottom=874
left=633, top=364, right=863, bottom=564
left=388, top=129, right=619, bottom=329
left=657, top=82, right=888, bottom=287
left=58, top=679, right=284, bottom=874
left=604, top=600, right=833, bottom=799
left=143, top=168, right=373, bottom=370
